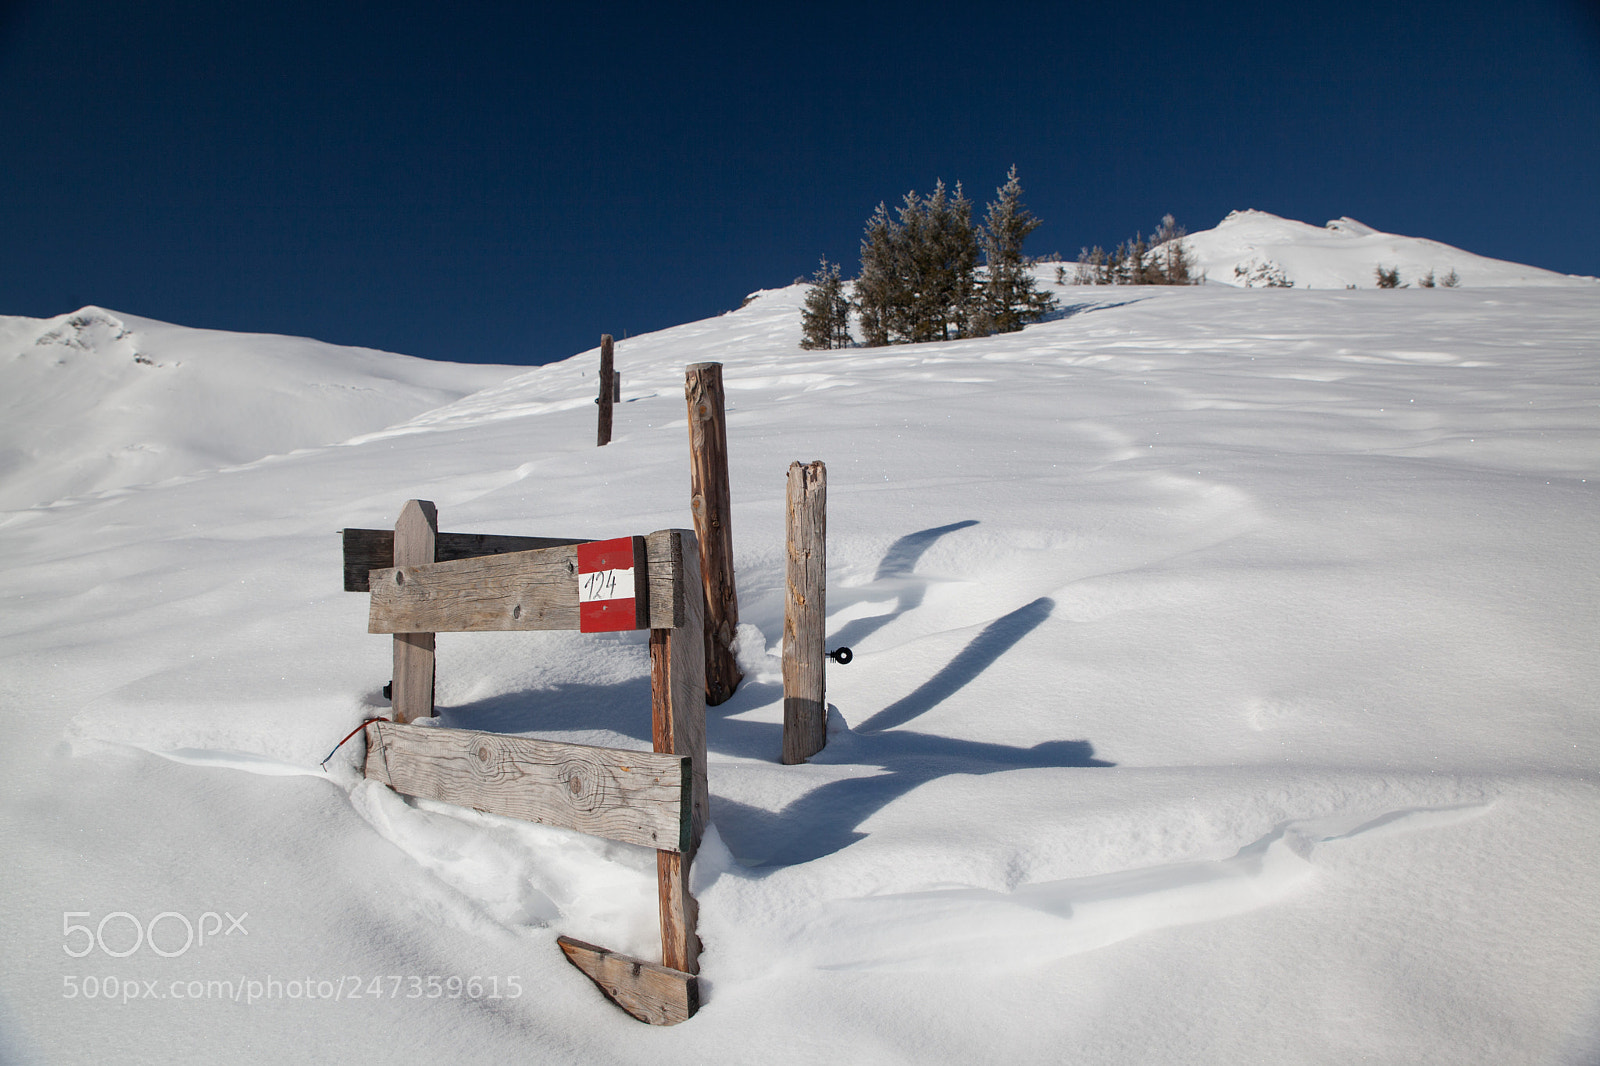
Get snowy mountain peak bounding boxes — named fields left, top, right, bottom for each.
left=1186, top=210, right=1588, bottom=290
left=1324, top=217, right=1378, bottom=237
left=30, top=306, right=148, bottom=363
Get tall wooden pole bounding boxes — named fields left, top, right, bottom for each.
left=597, top=334, right=615, bottom=447
left=391, top=499, right=437, bottom=723
left=684, top=362, right=743, bottom=705
left=782, top=462, right=827, bottom=763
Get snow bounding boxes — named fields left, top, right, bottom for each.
left=1179, top=209, right=1597, bottom=290
left=0, top=306, right=522, bottom=511
left=2, top=237, right=1598, bottom=1063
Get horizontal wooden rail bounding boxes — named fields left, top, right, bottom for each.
left=364, top=721, right=691, bottom=853
left=342, top=529, right=588, bottom=593
left=366, top=529, right=687, bottom=633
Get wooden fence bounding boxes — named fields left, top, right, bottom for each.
left=343, top=502, right=707, bottom=1025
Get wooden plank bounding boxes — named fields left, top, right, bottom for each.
left=372, top=541, right=583, bottom=632
left=597, top=333, right=615, bottom=447
left=556, top=936, right=698, bottom=1026
left=342, top=529, right=587, bottom=593
left=391, top=501, right=437, bottom=723
left=368, top=533, right=686, bottom=634
left=349, top=528, right=678, bottom=626
left=782, top=460, right=827, bottom=764
left=651, top=529, right=707, bottom=973
left=363, top=721, right=691, bottom=852
left=685, top=362, right=743, bottom=705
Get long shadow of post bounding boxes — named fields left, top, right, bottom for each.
left=828, top=520, right=979, bottom=651
left=714, top=593, right=1112, bottom=866
left=855, top=596, right=1056, bottom=733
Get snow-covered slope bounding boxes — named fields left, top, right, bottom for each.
left=1180, top=209, right=1593, bottom=290
left=2, top=283, right=1598, bottom=1064
left=0, top=306, right=523, bottom=511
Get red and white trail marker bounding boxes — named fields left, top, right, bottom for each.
left=576, top=536, right=649, bottom=632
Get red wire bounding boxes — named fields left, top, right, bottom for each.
left=320, top=716, right=390, bottom=768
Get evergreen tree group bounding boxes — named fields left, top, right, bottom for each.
left=800, top=167, right=1057, bottom=350
left=1073, top=214, right=1199, bottom=285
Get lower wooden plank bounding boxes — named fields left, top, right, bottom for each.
left=364, top=721, right=690, bottom=852
left=557, top=936, right=699, bottom=1026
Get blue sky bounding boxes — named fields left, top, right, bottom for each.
left=2, top=0, right=1597, bottom=366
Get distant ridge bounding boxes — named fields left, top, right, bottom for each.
left=0, top=306, right=521, bottom=510
left=1177, top=209, right=1593, bottom=290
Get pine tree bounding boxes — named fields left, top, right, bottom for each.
left=1074, top=245, right=1109, bottom=284
left=1149, top=214, right=1196, bottom=284
left=800, top=258, right=851, bottom=349
left=978, top=166, right=1057, bottom=333
left=854, top=202, right=902, bottom=347
left=1374, top=264, right=1403, bottom=288
left=902, top=181, right=980, bottom=342
left=853, top=182, right=981, bottom=345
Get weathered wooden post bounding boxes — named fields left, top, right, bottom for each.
left=783, top=462, right=827, bottom=763
left=597, top=334, right=615, bottom=447
left=685, top=362, right=742, bottom=705
left=651, top=533, right=707, bottom=972
left=391, top=499, right=437, bottom=722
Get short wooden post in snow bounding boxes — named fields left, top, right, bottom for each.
left=597, top=334, right=615, bottom=447
left=685, top=362, right=743, bottom=705
left=782, top=461, right=827, bottom=763
left=391, top=499, right=437, bottom=723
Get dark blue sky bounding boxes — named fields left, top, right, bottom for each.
left=3, top=1, right=1597, bottom=366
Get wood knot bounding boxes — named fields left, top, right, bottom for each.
left=468, top=735, right=517, bottom=781
left=557, top=755, right=605, bottom=811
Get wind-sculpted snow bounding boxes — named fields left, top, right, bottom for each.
left=2, top=280, right=1598, bottom=1064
